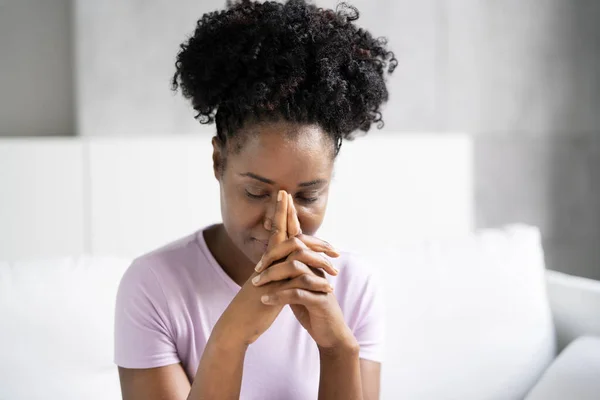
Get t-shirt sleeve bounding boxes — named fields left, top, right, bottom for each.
left=114, top=259, right=180, bottom=369
left=342, top=254, right=386, bottom=363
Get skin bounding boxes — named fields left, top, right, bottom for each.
left=118, top=120, right=381, bottom=400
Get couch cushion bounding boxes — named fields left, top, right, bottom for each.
left=364, top=225, right=556, bottom=400
left=0, top=256, right=130, bottom=400
left=525, top=336, right=600, bottom=400
left=0, top=225, right=555, bottom=400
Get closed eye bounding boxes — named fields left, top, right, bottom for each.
left=295, top=193, right=319, bottom=204
left=245, top=190, right=269, bottom=200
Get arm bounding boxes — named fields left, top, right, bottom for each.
left=317, top=340, right=382, bottom=400
left=187, top=191, right=291, bottom=400
left=118, top=364, right=190, bottom=400
left=188, top=330, right=248, bottom=400
left=257, top=195, right=383, bottom=399
left=118, top=339, right=248, bottom=400
left=359, top=359, right=381, bottom=400
left=117, top=192, right=286, bottom=400
left=318, top=339, right=362, bottom=400
left=117, top=191, right=338, bottom=400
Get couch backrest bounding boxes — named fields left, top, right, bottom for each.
left=0, top=226, right=555, bottom=400
left=0, top=133, right=473, bottom=260
left=372, top=225, right=556, bottom=400
left=0, top=256, right=130, bottom=400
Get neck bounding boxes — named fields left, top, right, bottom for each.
left=204, top=224, right=255, bottom=287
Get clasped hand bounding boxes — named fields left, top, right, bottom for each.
left=215, top=190, right=355, bottom=350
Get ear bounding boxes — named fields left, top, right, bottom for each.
left=211, top=136, right=225, bottom=180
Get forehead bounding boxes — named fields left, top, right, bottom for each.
left=229, top=121, right=334, bottom=178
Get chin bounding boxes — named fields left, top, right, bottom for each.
left=245, top=237, right=268, bottom=263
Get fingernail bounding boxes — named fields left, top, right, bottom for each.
left=261, top=294, right=272, bottom=304
left=252, top=275, right=260, bottom=285
left=288, top=193, right=293, bottom=205
left=329, top=284, right=335, bottom=292
left=264, top=219, right=272, bottom=230
left=255, top=259, right=263, bottom=272
left=277, top=191, right=284, bottom=202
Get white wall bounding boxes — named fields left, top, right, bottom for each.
left=0, top=139, right=85, bottom=259
left=0, top=134, right=472, bottom=260
left=0, top=0, right=74, bottom=136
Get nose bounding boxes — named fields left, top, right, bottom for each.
left=263, top=196, right=277, bottom=231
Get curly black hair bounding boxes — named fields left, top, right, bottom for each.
left=172, top=0, right=396, bottom=155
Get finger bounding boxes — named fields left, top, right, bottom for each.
left=269, top=190, right=288, bottom=246
left=256, top=234, right=305, bottom=273
left=279, top=273, right=333, bottom=293
left=255, top=267, right=332, bottom=293
left=263, top=236, right=338, bottom=267
left=296, top=234, right=340, bottom=258
left=257, top=237, right=338, bottom=275
left=253, top=258, right=322, bottom=286
left=287, top=194, right=303, bottom=237
left=261, top=287, right=329, bottom=306
left=288, top=249, right=338, bottom=276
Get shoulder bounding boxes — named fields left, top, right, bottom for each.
left=329, top=250, right=386, bottom=354
left=329, top=251, right=383, bottom=303
left=118, top=230, right=202, bottom=296
left=330, top=251, right=380, bottom=285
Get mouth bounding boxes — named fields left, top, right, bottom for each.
left=251, top=238, right=269, bottom=251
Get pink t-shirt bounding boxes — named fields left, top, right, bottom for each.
left=114, top=226, right=384, bottom=399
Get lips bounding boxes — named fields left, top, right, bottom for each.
left=252, top=238, right=268, bottom=249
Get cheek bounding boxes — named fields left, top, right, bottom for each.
left=296, top=203, right=327, bottom=236
left=221, top=186, right=263, bottom=230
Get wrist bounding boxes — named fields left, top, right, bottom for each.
left=318, top=331, right=360, bottom=360
left=209, top=321, right=251, bottom=352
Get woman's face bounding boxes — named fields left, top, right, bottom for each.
left=214, top=120, right=335, bottom=264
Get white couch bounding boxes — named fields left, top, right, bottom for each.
left=1, top=136, right=599, bottom=398
left=1, top=225, right=600, bottom=400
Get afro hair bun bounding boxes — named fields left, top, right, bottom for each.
left=172, top=0, right=397, bottom=153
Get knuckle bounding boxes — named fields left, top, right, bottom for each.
left=300, top=273, right=313, bottom=286
left=291, top=236, right=304, bottom=250
left=296, top=248, right=310, bottom=258
left=260, top=253, right=271, bottom=266
left=260, top=267, right=270, bottom=279
left=322, top=240, right=333, bottom=249
left=290, top=289, right=304, bottom=301
left=291, top=259, right=303, bottom=271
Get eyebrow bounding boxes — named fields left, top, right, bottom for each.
left=239, top=172, right=327, bottom=187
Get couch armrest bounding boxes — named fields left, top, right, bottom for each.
left=525, top=336, right=600, bottom=400
left=546, top=270, right=600, bottom=351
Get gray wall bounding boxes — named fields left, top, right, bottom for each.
left=73, top=0, right=215, bottom=136
left=3, top=0, right=600, bottom=279
left=444, top=0, right=600, bottom=280
left=73, top=0, right=438, bottom=135
left=0, top=0, right=74, bottom=136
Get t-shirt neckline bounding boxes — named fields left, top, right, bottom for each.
left=195, top=225, right=242, bottom=292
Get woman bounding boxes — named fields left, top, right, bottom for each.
left=114, top=0, right=396, bottom=399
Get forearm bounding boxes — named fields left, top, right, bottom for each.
left=318, top=337, right=362, bottom=400
left=188, top=327, right=248, bottom=400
